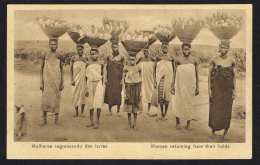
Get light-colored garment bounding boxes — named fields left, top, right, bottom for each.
left=156, top=60, right=173, bottom=102
left=41, top=56, right=61, bottom=113
left=72, top=61, right=87, bottom=107
left=140, top=62, right=154, bottom=103
left=174, top=64, right=196, bottom=121
left=86, top=64, right=103, bottom=110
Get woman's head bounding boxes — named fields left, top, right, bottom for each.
left=90, top=48, right=99, bottom=60
left=161, top=42, right=169, bottom=54
left=76, top=45, right=84, bottom=56
left=219, top=41, right=230, bottom=55
left=182, top=43, right=191, bottom=56
left=49, top=39, right=58, bottom=51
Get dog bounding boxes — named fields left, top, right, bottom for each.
left=14, top=104, right=27, bottom=140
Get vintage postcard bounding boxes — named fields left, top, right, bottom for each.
left=7, top=4, right=252, bottom=159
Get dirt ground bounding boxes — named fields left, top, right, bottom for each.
left=13, top=59, right=246, bottom=142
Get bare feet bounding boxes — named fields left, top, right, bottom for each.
left=149, top=113, right=157, bottom=117
left=132, top=124, right=138, bottom=131
left=72, top=114, right=78, bottom=117
left=209, top=133, right=217, bottom=139
left=39, top=120, right=47, bottom=126
left=159, top=116, right=163, bottom=120
left=93, top=123, right=99, bottom=129
left=86, top=122, right=94, bottom=127
left=185, top=126, right=193, bottom=131
left=106, top=113, right=112, bottom=116
left=137, top=112, right=142, bottom=115
left=80, top=114, right=85, bottom=117
left=175, top=124, right=181, bottom=130
left=116, top=113, right=121, bottom=117
left=162, top=116, right=168, bottom=121
left=55, top=120, right=62, bottom=126
left=17, top=131, right=22, bottom=139
left=222, top=132, right=230, bottom=141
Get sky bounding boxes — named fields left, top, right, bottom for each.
left=14, top=9, right=246, bottom=48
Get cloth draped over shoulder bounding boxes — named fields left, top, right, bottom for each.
left=209, top=66, right=234, bottom=131
left=72, top=61, right=87, bottom=107
left=140, top=62, right=154, bottom=103
left=104, top=60, right=124, bottom=106
left=174, top=64, right=196, bottom=121
left=41, top=54, right=61, bottom=113
left=86, top=64, right=103, bottom=110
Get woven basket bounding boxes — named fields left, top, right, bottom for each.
left=39, top=24, right=68, bottom=39
left=83, top=36, right=108, bottom=49
left=172, top=25, right=203, bottom=43
left=67, top=32, right=87, bottom=44
left=121, top=40, right=148, bottom=54
left=155, top=32, right=176, bottom=43
left=209, top=27, right=241, bottom=40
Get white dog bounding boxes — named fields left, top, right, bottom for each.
left=14, top=104, right=27, bottom=140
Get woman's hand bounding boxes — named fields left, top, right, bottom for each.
left=232, top=90, right=236, bottom=100
left=71, top=80, right=75, bottom=86
left=40, top=82, right=44, bottom=91
left=59, top=83, right=64, bottom=91
left=171, top=84, right=175, bottom=95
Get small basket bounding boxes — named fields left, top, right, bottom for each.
left=83, top=36, right=108, bottom=49
left=121, top=40, right=148, bottom=54
left=209, top=26, right=241, bottom=40
left=172, top=25, right=203, bottom=43
left=39, top=24, right=68, bottom=39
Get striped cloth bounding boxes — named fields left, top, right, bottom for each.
left=174, top=64, right=196, bottom=122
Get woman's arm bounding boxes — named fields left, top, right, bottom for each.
left=208, top=58, right=214, bottom=97
left=194, top=57, right=200, bottom=95
left=70, top=56, right=75, bottom=86
left=231, top=58, right=237, bottom=100
left=60, top=54, right=64, bottom=91
left=40, top=52, right=45, bottom=91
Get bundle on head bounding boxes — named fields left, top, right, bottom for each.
left=67, top=24, right=88, bottom=47
left=141, top=30, right=157, bottom=48
left=153, top=25, right=176, bottom=44
left=171, top=17, right=205, bottom=44
left=120, top=31, right=149, bottom=56
left=71, top=24, right=111, bottom=49
left=103, top=18, right=129, bottom=42
left=35, top=16, right=72, bottom=39
left=206, top=11, right=244, bottom=41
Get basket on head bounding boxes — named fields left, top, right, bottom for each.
left=172, top=25, right=203, bottom=44
left=67, top=32, right=87, bottom=45
left=39, top=24, right=69, bottom=39
left=209, top=27, right=241, bottom=40
left=142, top=30, right=157, bottom=47
left=121, top=40, right=148, bottom=55
left=155, top=32, right=176, bottom=44
left=83, top=36, right=108, bottom=49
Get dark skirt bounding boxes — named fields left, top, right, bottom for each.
left=209, top=66, right=234, bottom=131
left=123, top=82, right=143, bottom=113
left=104, top=60, right=123, bottom=106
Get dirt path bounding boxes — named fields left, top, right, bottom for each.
left=14, top=68, right=245, bottom=143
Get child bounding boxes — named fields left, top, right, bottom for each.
left=85, top=48, right=104, bottom=129
left=122, top=55, right=142, bottom=131
left=70, top=44, right=87, bottom=117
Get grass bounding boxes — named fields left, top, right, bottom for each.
left=14, top=40, right=246, bottom=73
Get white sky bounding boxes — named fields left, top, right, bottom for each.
left=14, top=9, right=246, bottom=48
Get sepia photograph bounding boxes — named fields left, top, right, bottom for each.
left=7, top=4, right=252, bottom=159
